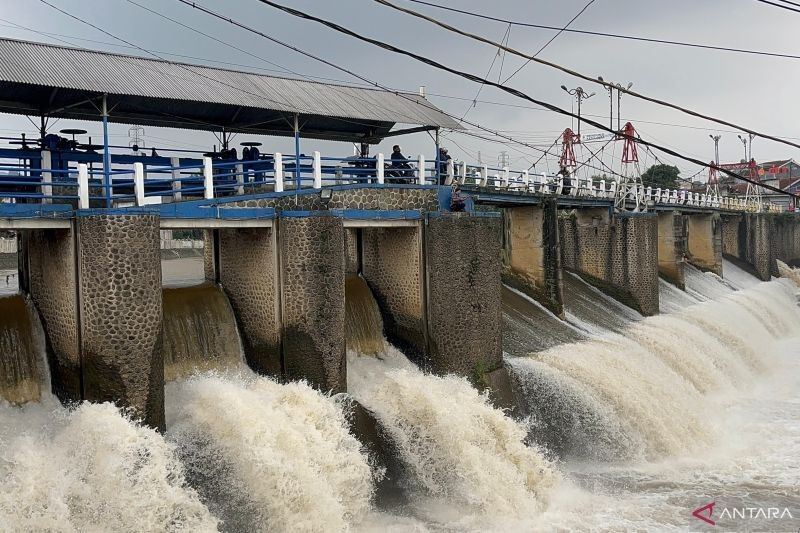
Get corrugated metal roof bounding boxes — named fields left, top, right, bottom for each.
left=0, top=38, right=461, bottom=130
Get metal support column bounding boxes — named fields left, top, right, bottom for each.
left=294, top=114, right=301, bottom=191
left=102, top=93, right=112, bottom=208
left=434, top=127, right=440, bottom=185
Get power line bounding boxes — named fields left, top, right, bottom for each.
left=37, top=0, right=406, bottom=137
left=754, top=0, right=800, bottom=12
left=36, top=0, right=295, bottom=113
left=123, top=0, right=294, bottom=76
left=370, top=0, right=800, bottom=154
left=6, top=9, right=780, bottom=143
left=399, top=0, right=800, bottom=61
left=172, top=0, right=628, bottom=180
left=502, top=0, right=596, bottom=84
left=255, top=0, right=799, bottom=199
left=462, top=23, right=510, bottom=120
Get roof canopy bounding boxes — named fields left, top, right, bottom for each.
left=0, top=38, right=461, bottom=142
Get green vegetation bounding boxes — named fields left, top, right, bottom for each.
left=641, top=164, right=681, bottom=189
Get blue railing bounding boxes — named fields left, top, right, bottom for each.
left=0, top=147, right=784, bottom=214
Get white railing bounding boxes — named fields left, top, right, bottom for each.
left=0, top=151, right=785, bottom=213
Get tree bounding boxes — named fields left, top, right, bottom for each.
left=641, top=164, right=680, bottom=189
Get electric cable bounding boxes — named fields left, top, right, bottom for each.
left=400, top=0, right=800, bottom=61
left=370, top=0, right=800, bottom=153
left=254, top=0, right=799, bottom=198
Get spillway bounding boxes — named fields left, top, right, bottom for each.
left=0, top=295, right=47, bottom=405
left=162, top=284, right=242, bottom=381
left=1, top=254, right=798, bottom=531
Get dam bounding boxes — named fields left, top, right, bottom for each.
left=0, top=39, right=799, bottom=531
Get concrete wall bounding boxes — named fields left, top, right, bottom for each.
left=361, top=225, right=426, bottom=360
left=686, top=213, right=723, bottom=277
left=280, top=215, right=346, bottom=393
left=425, top=214, right=502, bottom=383
left=501, top=200, right=563, bottom=316
left=657, top=211, right=686, bottom=290
left=560, top=209, right=659, bottom=316
left=217, top=227, right=281, bottom=377
left=26, top=228, right=80, bottom=403
left=78, top=214, right=164, bottom=430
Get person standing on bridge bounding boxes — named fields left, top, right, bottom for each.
left=558, top=165, right=573, bottom=196
left=438, top=146, right=452, bottom=185
left=390, top=145, right=412, bottom=183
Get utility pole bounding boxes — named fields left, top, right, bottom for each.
left=598, top=76, right=613, bottom=130
left=561, top=85, right=595, bottom=139
left=498, top=151, right=509, bottom=168
left=707, top=134, right=722, bottom=197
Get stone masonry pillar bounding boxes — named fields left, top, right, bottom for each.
left=686, top=213, right=723, bottom=277
left=26, top=227, right=81, bottom=403
left=77, top=213, right=164, bottom=430
left=202, top=229, right=217, bottom=283
left=742, top=213, right=776, bottom=281
left=361, top=224, right=426, bottom=360
left=560, top=210, right=659, bottom=316
left=425, top=213, right=502, bottom=383
left=772, top=213, right=800, bottom=266
left=501, top=199, right=563, bottom=317
left=217, top=226, right=281, bottom=377
left=656, top=211, right=686, bottom=290
left=722, top=213, right=776, bottom=280
left=280, top=214, right=346, bottom=393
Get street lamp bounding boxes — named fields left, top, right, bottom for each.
left=561, top=85, right=595, bottom=138
left=709, top=134, right=721, bottom=166
left=615, top=82, right=633, bottom=131
left=737, top=133, right=754, bottom=162
left=598, top=76, right=613, bottom=130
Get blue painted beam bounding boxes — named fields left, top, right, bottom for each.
left=0, top=203, right=73, bottom=218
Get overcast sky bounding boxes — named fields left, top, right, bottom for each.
left=1, top=0, right=798, bottom=180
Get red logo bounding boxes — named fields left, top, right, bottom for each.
left=693, top=502, right=716, bottom=526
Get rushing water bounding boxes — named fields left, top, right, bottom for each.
left=1, top=257, right=798, bottom=531
left=162, top=284, right=242, bottom=381
left=0, top=295, right=47, bottom=404
left=0, top=398, right=219, bottom=530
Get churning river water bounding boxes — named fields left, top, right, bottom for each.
left=0, top=259, right=798, bottom=531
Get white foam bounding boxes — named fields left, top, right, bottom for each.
left=0, top=399, right=218, bottom=531
left=348, top=347, right=559, bottom=528
left=166, top=370, right=377, bottom=532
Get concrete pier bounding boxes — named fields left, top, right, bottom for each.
left=26, top=227, right=80, bottom=403
left=361, top=225, right=426, bottom=359
left=773, top=214, right=800, bottom=266
left=560, top=209, right=659, bottom=316
left=657, top=211, right=686, bottom=289
left=424, top=214, right=502, bottom=383
left=501, top=199, right=564, bottom=317
left=721, top=213, right=776, bottom=280
left=280, top=214, right=346, bottom=393
left=686, top=213, right=723, bottom=276
left=77, top=214, right=164, bottom=430
left=217, top=227, right=281, bottom=377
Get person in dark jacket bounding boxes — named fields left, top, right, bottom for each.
left=389, top=144, right=412, bottom=183
left=438, top=147, right=452, bottom=185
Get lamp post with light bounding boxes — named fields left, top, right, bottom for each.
left=561, top=85, right=595, bottom=139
